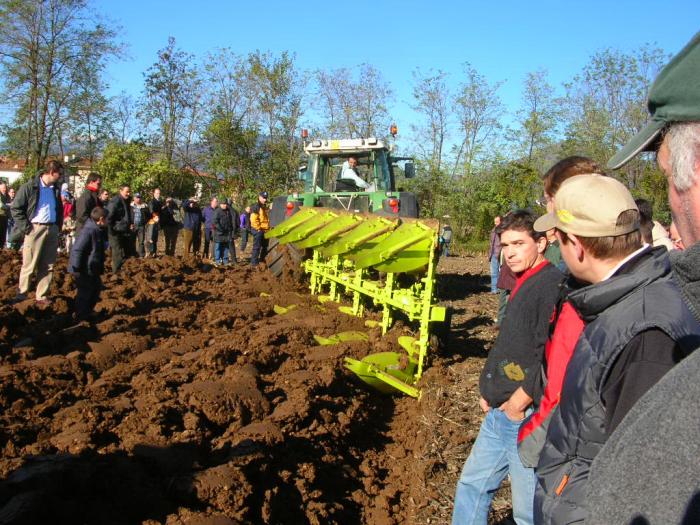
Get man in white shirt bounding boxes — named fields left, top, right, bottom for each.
left=339, top=157, right=370, bottom=190
left=11, top=160, right=64, bottom=304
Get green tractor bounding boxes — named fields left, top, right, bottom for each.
left=265, top=134, right=447, bottom=398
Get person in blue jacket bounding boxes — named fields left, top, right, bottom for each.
left=68, top=207, right=106, bottom=322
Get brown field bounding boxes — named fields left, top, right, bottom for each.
left=0, top=247, right=512, bottom=524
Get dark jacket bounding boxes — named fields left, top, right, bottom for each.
left=0, top=190, right=10, bottom=217
left=159, top=202, right=177, bottom=227
left=585, top=243, right=700, bottom=525
left=149, top=197, right=163, bottom=217
left=75, top=188, right=101, bottom=234
left=69, top=218, right=105, bottom=276
left=106, top=194, right=133, bottom=235
left=182, top=200, right=202, bottom=231
left=203, top=205, right=217, bottom=231
left=480, top=261, right=563, bottom=407
left=534, top=247, right=700, bottom=525
left=240, top=210, right=250, bottom=230
left=488, top=227, right=501, bottom=259
left=10, top=175, right=64, bottom=241
left=212, top=207, right=234, bottom=243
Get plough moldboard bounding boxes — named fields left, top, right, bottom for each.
left=266, top=207, right=446, bottom=398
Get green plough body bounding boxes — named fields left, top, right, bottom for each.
left=266, top=207, right=446, bottom=398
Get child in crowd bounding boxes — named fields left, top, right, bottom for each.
left=68, top=207, right=106, bottom=322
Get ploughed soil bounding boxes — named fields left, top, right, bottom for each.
left=0, top=247, right=506, bottom=525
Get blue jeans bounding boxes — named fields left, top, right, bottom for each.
left=452, top=408, right=535, bottom=525
left=490, top=255, right=500, bottom=293
left=215, top=242, right=229, bottom=265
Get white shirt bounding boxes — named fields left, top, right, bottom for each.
left=340, top=161, right=369, bottom=189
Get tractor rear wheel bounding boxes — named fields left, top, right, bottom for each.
left=265, top=238, right=306, bottom=281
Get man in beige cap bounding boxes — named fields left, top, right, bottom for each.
left=531, top=174, right=700, bottom=525
left=586, top=31, right=700, bottom=525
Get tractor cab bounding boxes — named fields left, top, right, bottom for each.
left=298, top=138, right=395, bottom=194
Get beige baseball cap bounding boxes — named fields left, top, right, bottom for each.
left=534, top=174, right=639, bottom=237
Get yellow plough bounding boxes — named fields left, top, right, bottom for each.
left=266, top=208, right=446, bottom=398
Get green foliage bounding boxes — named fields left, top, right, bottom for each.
left=97, top=141, right=194, bottom=198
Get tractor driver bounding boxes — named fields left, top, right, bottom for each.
left=339, top=157, right=370, bottom=190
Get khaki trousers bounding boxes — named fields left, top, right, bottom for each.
left=19, top=223, right=59, bottom=299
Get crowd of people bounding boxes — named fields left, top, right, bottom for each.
left=454, top=32, right=700, bottom=525
left=5, top=166, right=272, bottom=319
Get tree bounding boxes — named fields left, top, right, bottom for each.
left=314, top=64, right=393, bottom=139
left=410, top=68, right=451, bottom=171
left=141, top=36, right=199, bottom=167
left=512, top=69, right=558, bottom=166
left=97, top=140, right=194, bottom=197
left=560, top=45, right=667, bottom=185
left=452, top=63, right=504, bottom=177
left=248, top=50, right=306, bottom=192
left=0, top=0, right=119, bottom=169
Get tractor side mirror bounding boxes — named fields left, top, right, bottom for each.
left=404, top=162, right=415, bottom=178
left=298, top=164, right=307, bottom=180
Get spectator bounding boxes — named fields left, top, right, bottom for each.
left=250, top=191, right=270, bottom=267
left=452, top=210, right=563, bottom=525
left=227, top=201, right=240, bottom=264
left=5, top=187, right=16, bottom=248
left=59, top=186, right=75, bottom=254
left=440, top=223, right=453, bottom=257
left=11, top=160, right=64, bottom=304
left=0, top=180, right=10, bottom=248
left=487, top=215, right=502, bottom=293
left=587, top=32, right=700, bottom=525
left=212, top=199, right=234, bottom=266
left=68, top=206, right=106, bottom=322
left=131, top=193, right=150, bottom=258
left=146, top=188, right=162, bottom=257
left=159, top=197, right=179, bottom=256
left=106, top=185, right=134, bottom=274
left=181, top=197, right=203, bottom=259
left=651, top=220, right=674, bottom=251
left=635, top=198, right=655, bottom=244
left=532, top=175, right=700, bottom=524
left=99, top=189, right=109, bottom=205
left=239, top=205, right=251, bottom=253
left=670, top=221, right=685, bottom=250
left=75, top=172, right=102, bottom=236
left=494, top=250, right=516, bottom=327
left=202, top=196, right=219, bottom=259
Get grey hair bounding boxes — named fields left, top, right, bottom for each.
left=667, top=122, right=700, bottom=192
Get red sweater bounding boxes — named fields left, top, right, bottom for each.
left=517, top=299, right=585, bottom=467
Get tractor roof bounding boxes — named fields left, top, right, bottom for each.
left=304, top=138, right=390, bottom=154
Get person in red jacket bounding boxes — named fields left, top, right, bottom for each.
left=517, top=156, right=603, bottom=466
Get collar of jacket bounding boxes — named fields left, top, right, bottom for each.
left=670, top=241, right=700, bottom=323
left=568, top=246, right=669, bottom=322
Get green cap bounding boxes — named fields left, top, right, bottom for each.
left=608, top=32, right=700, bottom=170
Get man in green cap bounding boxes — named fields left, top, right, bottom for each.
left=586, top=31, right=700, bottom=525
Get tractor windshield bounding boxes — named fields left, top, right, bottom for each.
left=302, top=150, right=392, bottom=193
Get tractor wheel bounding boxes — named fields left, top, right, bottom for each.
left=265, top=237, right=305, bottom=281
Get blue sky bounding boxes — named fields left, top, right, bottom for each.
left=97, top=0, right=698, bottom=137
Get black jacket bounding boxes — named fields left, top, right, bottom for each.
left=159, top=202, right=177, bottom=227
left=534, top=247, right=700, bottom=525
left=212, top=207, right=234, bottom=243
left=479, top=261, right=563, bottom=406
left=10, top=175, right=64, bottom=241
left=69, top=218, right=105, bottom=276
left=106, top=194, right=133, bottom=235
left=75, top=188, right=101, bottom=234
